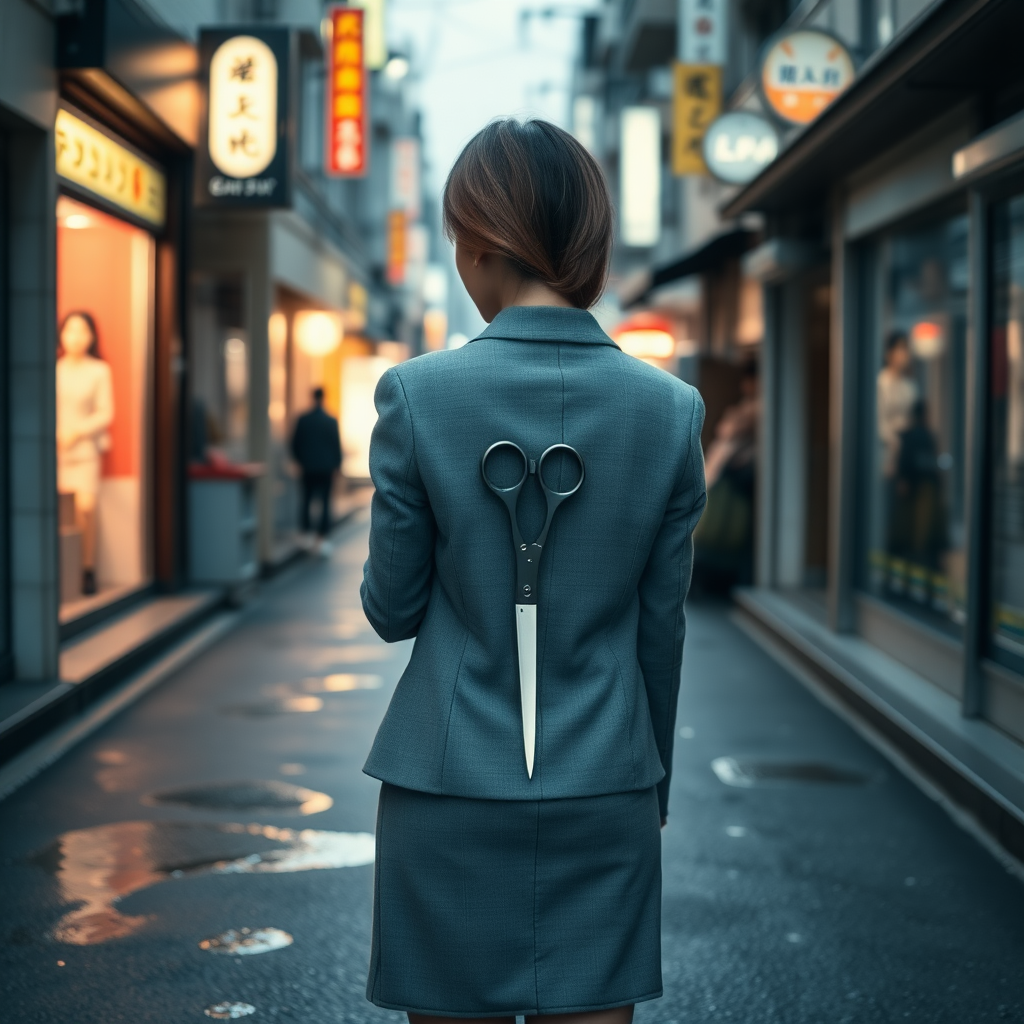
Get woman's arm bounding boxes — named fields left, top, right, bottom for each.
left=360, top=367, right=437, bottom=642
left=636, top=392, right=707, bottom=823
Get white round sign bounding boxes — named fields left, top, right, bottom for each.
left=760, top=29, right=855, bottom=126
left=703, top=112, right=780, bottom=185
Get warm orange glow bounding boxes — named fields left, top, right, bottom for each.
left=294, top=310, right=343, bottom=357
left=910, top=319, right=944, bottom=359
left=611, top=313, right=677, bottom=360
left=423, top=309, right=448, bottom=351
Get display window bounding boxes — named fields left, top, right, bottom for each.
left=859, top=210, right=969, bottom=636
left=56, top=195, right=155, bottom=618
left=989, top=193, right=1024, bottom=673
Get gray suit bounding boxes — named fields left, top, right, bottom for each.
left=361, top=306, right=706, bottom=819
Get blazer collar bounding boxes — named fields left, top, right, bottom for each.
left=471, top=305, right=619, bottom=347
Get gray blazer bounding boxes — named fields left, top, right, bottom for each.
left=361, top=306, right=706, bottom=819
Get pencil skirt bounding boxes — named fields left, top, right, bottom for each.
left=366, top=782, right=663, bottom=1018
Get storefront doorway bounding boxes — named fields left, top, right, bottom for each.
left=56, top=194, right=155, bottom=620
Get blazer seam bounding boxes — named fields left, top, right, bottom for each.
left=614, top=365, right=648, bottom=612
left=386, top=369, right=419, bottom=637
left=605, top=636, right=639, bottom=789
left=437, top=630, right=471, bottom=793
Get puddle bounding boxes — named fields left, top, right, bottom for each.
left=712, top=757, right=871, bottom=787
left=306, top=673, right=382, bottom=693
left=299, top=645, right=391, bottom=669
left=200, top=927, right=293, bottom=955
left=221, top=696, right=324, bottom=717
left=206, top=1003, right=256, bottom=1019
left=144, top=780, right=332, bottom=814
left=29, top=821, right=374, bottom=945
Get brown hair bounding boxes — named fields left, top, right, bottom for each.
left=443, top=118, right=613, bottom=309
left=58, top=310, right=101, bottom=358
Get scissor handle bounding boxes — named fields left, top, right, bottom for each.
left=537, top=444, right=585, bottom=500
left=481, top=440, right=528, bottom=494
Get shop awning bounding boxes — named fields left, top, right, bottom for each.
left=621, top=227, right=759, bottom=308
left=721, top=0, right=1024, bottom=219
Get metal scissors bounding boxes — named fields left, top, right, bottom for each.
left=481, top=441, right=585, bottom=778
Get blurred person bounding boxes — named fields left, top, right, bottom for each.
left=57, top=311, right=114, bottom=596
left=360, top=118, right=706, bottom=1024
left=290, top=386, right=341, bottom=556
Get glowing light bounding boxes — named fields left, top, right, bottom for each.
left=384, top=55, right=409, bottom=80
left=294, top=311, right=343, bottom=357
left=612, top=313, right=676, bottom=360
left=65, top=214, right=91, bottom=229
left=910, top=320, right=944, bottom=359
left=620, top=107, right=661, bottom=247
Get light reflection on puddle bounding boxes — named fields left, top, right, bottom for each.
left=29, top=821, right=375, bottom=945
left=221, top=696, right=324, bottom=717
left=144, top=780, right=333, bottom=814
left=298, top=645, right=392, bottom=669
left=206, top=1002, right=257, bottom=1019
left=200, top=927, right=293, bottom=955
left=307, top=673, right=382, bottom=693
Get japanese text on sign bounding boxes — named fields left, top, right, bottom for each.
left=679, top=0, right=726, bottom=65
left=672, top=63, right=722, bottom=176
left=208, top=35, right=279, bottom=179
left=55, top=108, right=166, bottom=229
left=760, top=30, right=855, bottom=126
left=326, top=6, right=368, bottom=177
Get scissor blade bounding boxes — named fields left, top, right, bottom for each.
left=514, top=604, right=537, bottom=779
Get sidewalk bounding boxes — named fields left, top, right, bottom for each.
left=0, top=517, right=1020, bottom=1023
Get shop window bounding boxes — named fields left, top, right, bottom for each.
left=860, top=211, right=969, bottom=637
left=56, top=196, right=154, bottom=617
left=989, top=196, right=1024, bottom=673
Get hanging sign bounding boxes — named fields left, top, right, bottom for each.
left=386, top=209, right=406, bottom=285
left=679, top=0, right=726, bottom=65
left=760, top=29, right=855, bottom=126
left=390, top=137, right=421, bottom=221
left=672, top=63, right=722, bottom=176
left=198, top=28, right=292, bottom=206
left=326, top=5, right=369, bottom=177
left=55, top=107, right=166, bottom=229
left=702, top=111, right=779, bottom=184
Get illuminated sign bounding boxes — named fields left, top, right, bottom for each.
left=672, top=63, right=722, bottom=176
left=55, top=108, right=166, bottom=229
left=702, top=111, right=779, bottom=184
left=621, top=107, right=661, bottom=246
left=326, top=6, right=368, bottom=177
left=386, top=209, right=406, bottom=285
left=198, top=28, right=291, bottom=207
left=679, top=0, right=726, bottom=65
left=390, top=137, right=421, bottom=221
left=760, top=30, right=855, bottom=126
left=347, top=0, right=388, bottom=70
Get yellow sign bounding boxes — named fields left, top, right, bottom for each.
left=208, top=34, right=279, bottom=178
left=672, top=63, right=722, bottom=176
left=55, top=109, right=166, bottom=229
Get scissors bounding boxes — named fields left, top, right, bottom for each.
left=481, top=441, right=585, bottom=778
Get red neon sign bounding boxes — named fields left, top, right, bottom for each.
left=326, top=5, right=368, bottom=177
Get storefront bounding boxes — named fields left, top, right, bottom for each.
left=723, top=0, right=1024, bottom=856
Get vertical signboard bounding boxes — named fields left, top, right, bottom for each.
left=326, top=5, right=368, bottom=177
left=198, top=28, right=292, bottom=206
left=386, top=209, right=406, bottom=285
left=672, top=63, right=722, bottom=176
left=390, top=137, right=421, bottom=222
left=348, top=0, right=388, bottom=70
left=620, top=107, right=662, bottom=248
left=679, top=0, right=727, bottom=64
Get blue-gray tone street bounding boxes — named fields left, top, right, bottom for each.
left=1, top=514, right=1021, bottom=1023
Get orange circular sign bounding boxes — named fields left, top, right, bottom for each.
left=761, top=29, right=855, bottom=126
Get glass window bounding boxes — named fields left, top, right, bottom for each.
left=989, top=196, right=1024, bottom=673
left=861, top=211, right=969, bottom=636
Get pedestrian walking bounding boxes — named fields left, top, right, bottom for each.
left=360, top=118, right=707, bottom=1024
left=290, top=386, right=341, bottom=557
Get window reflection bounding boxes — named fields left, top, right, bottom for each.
left=863, top=213, right=968, bottom=635
left=990, top=196, right=1024, bottom=671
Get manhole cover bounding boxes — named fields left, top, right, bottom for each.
left=220, top=696, right=323, bottom=716
left=144, top=780, right=333, bottom=814
left=711, top=757, right=870, bottom=787
left=199, top=927, right=292, bottom=955
left=205, top=1002, right=256, bottom=1019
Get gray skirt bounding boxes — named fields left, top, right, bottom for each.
left=367, top=783, right=663, bottom=1018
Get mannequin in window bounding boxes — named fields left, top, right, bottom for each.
left=57, top=311, right=114, bottom=596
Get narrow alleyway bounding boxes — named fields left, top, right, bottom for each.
left=1, top=512, right=1021, bottom=1024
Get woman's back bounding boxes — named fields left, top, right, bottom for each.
left=361, top=304, right=705, bottom=812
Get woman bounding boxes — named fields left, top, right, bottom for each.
left=361, top=118, right=706, bottom=1024
left=57, top=311, right=114, bottom=596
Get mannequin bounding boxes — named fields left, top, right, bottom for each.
left=57, top=312, right=114, bottom=596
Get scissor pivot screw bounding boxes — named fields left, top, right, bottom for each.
left=520, top=544, right=527, bottom=551
left=523, top=585, right=532, bottom=596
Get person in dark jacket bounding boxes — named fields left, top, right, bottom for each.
left=290, top=387, right=341, bottom=553
left=361, top=118, right=706, bottom=1024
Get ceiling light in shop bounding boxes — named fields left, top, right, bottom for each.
left=65, top=214, right=91, bottom=229
left=294, top=311, right=343, bottom=357
left=910, top=320, right=944, bottom=359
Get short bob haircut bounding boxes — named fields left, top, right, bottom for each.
left=443, top=118, right=613, bottom=310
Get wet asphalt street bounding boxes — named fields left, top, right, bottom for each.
left=1, top=510, right=1022, bottom=1024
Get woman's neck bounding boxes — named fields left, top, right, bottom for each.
left=504, top=277, right=573, bottom=310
